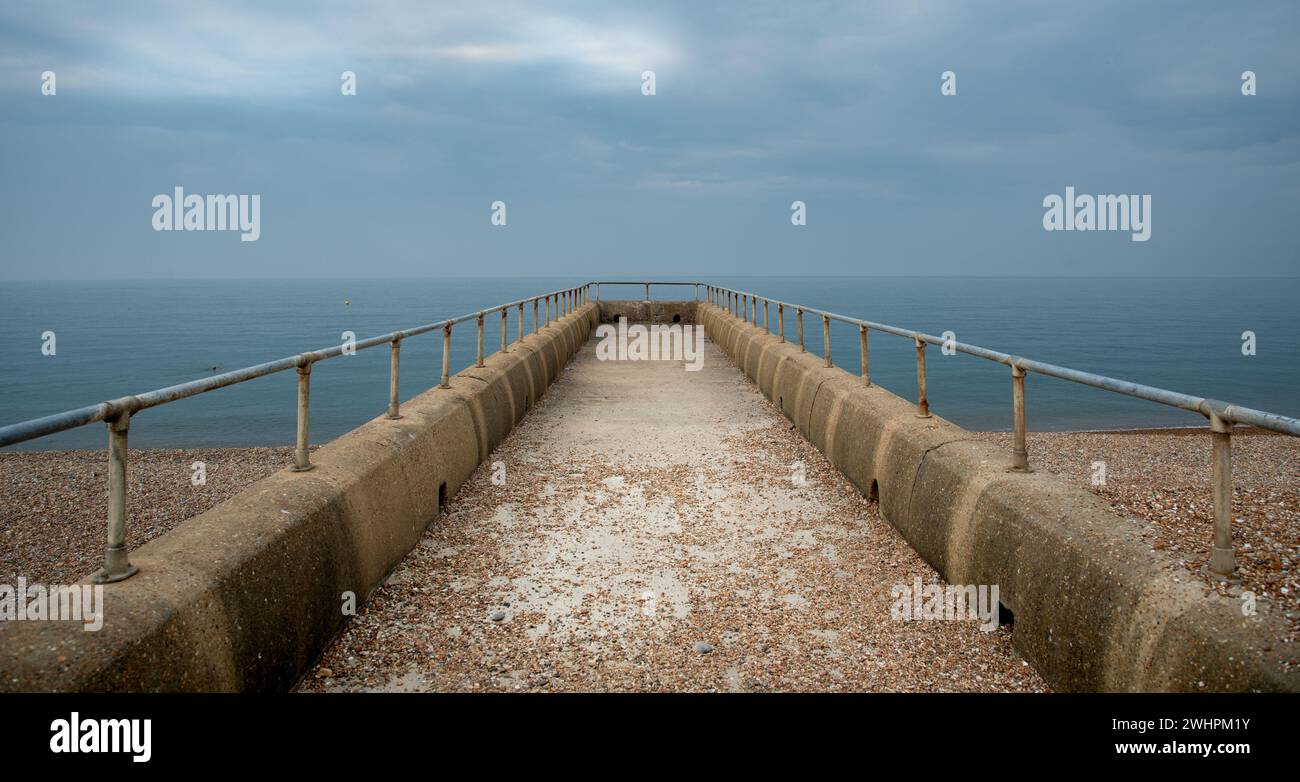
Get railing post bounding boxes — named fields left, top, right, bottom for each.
left=778, top=303, right=785, bottom=342
left=764, top=299, right=770, bottom=334
left=694, top=283, right=699, bottom=301
left=517, top=302, right=524, bottom=344
left=533, top=298, right=539, bottom=334
left=92, top=409, right=138, bottom=583
left=1011, top=364, right=1029, bottom=471
left=822, top=315, right=832, bottom=367
left=545, top=295, right=551, bottom=326
left=796, top=308, right=805, bottom=351
left=292, top=360, right=315, bottom=471
left=914, top=336, right=931, bottom=418
left=859, top=324, right=870, bottom=386
left=476, top=312, right=485, bottom=367
left=440, top=321, right=452, bottom=388
left=500, top=307, right=508, bottom=353
left=645, top=282, right=651, bottom=302
left=597, top=283, right=601, bottom=301
left=386, top=335, right=402, bottom=419
left=1209, top=413, right=1236, bottom=576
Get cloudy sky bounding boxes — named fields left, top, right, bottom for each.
left=1, top=0, right=1297, bottom=279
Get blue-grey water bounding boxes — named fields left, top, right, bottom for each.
left=1, top=277, right=1296, bottom=451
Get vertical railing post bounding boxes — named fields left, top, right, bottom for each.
left=545, top=295, right=551, bottom=326
left=517, top=302, right=524, bottom=344
left=914, top=336, right=931, bottom=418
left=501, top=307, right=508, bottom=353
left=822, top=315, right=832, bottom=367
left=386, top=335, right=402, bottom=419
left=533, top=298, right=539, bottom=334
left=440, top=321, right=452, bottom=388
left=93, top=408, right=138, bottom=583
left=764, top=299, right=770, bottom=333
left=476, top=312, right=485, bottom=367
left=597, top=283, right=601, bottom=301
left=694, top=284, right=699, bottom=300
left=1209, top=413, right=1236, bottom=576
left=292, top=360, right=315, bottom=471
left=645, top=282, right=651, bottom=302
left=778, top=303, right=785, bottom=342
left=1011, top=364, right=1029, bottom=471
left=859, top=324, right=870, bottom=386
left=796, top=308, right=805, bottom=351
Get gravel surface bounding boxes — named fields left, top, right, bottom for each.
left=0, top=447, right=306, bottom=584
left=977, top=429, right=1299, bottom=639
left=300, top=339, right=1045, bottom=692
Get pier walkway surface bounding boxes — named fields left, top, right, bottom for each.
left=301, top=334, right=1046, bottom=692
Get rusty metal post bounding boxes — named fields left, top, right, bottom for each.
left=1209, top=414, right=1236, bottom=576
left=764, top=299, right=770, bottom=334
left=386, top=336, right=402, bottom=419
left=778, top=303, right=785, bottom=342
left=517, top=302, right=524, bottom=344
left=822, top=315, right=832, bottom=367
left=92, top=410, right=138, bottom=583
left=440, top=321, right=452, bottom=388
left=859, top=324, right=870, bottom=386
left=1011, top=364, right=1029, bottom=471
left=797, top=308, right=805, bottom=351
left=545, top=295, right=551, bottom=326
left=533, top=298, right=539, bottom=334
left=914, top=336, right=931, bottom=418
left=293, top=361, right=315, bottom=470
left=476, top=312, right=485, bottom=367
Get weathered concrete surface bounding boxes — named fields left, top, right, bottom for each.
left=700, top=302, right=1300, bottom=692
left=0, top=304, right=599, bottom=692
left=303, top=328, right=1044, bottom=692
left=595, top=299, right=699, bottom=325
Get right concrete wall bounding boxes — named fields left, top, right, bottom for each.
left=701, top=302, right=1298, bottom=692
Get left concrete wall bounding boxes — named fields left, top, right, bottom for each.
left=0, top=304, right=599, bottom=692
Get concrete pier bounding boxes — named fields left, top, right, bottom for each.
left=302, top=334, right=1043, bottom=691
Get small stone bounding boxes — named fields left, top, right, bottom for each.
left=316, top=667, right=333, bottom=678
left=491, top=611, right=506, bottom=621
left=694, top=642, right=714, bottom=654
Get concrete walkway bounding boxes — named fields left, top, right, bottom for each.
left=302, top=334, right=1046, bottom=692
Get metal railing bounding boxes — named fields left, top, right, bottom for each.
left=697, top=283, right=1300, bottom=578
left=0, top=283, right=594, bottom=584
left=4, top=278, right=1296, bottom=583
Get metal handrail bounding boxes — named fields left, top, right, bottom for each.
left=4, top=278, right=1294, bottom=582
left=699, top=283, right=1300, bottom=578
left=0, top=283, right=594, bottom=583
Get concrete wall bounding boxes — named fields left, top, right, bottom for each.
left=596, top=299, right=699, bottom=325
left=0, top=304, right=599, bottom=692
left=700, top=301, right=1299, bottom=692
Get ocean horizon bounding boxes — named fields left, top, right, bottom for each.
left=2, top=275, right=1296, bottom=451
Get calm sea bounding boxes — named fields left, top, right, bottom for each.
left=1, top=277, right=1296, bottom=451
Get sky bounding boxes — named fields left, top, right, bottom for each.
left=0, top=0, right=1297, bottom=280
